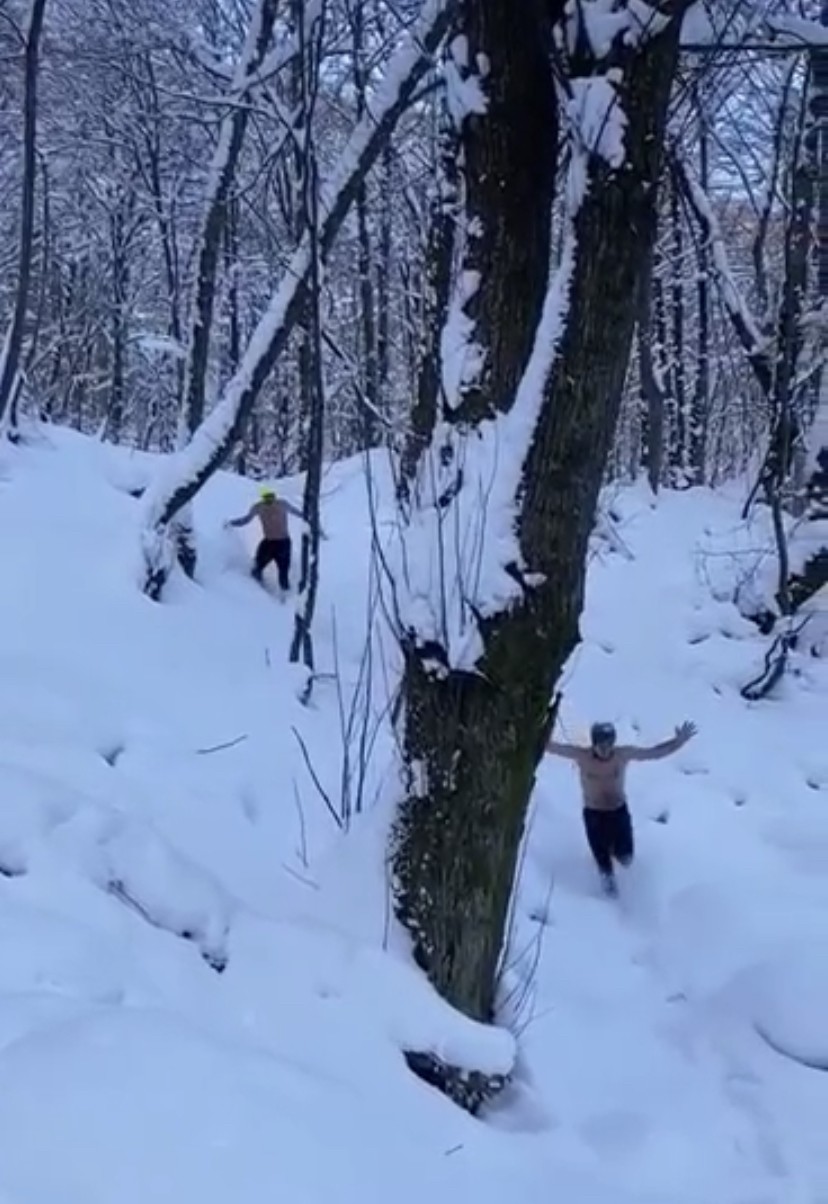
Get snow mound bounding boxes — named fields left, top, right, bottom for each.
left=750, top=946, right=828, bottom=1070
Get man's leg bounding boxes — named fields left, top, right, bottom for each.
left=274, top=538, right=292, bottom=591
left=252, top=540, right=275, bottom=581
left=611, top=804, right=635, bottom=867
left=582, top=809, right=616, bottom=890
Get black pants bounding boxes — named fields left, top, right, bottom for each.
left=253, top=538, right=291, bottom=589
left=582, top=805, right=634, bottom=877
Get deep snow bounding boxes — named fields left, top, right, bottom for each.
left=0, top=425, right=826, bottom=1204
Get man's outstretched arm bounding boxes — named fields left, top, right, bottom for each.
left=285, top=500, right=328, bottom=539
left=225, top=505, right=256, bottom=529
left=546, top=739, right=582, bottom=761
left=622, top=721, right=697, bottom=762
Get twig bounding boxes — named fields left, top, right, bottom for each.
left=291, top=725, right=343, bottom=829
left=281, top=862, right=320, bottom=891
left=196, top=734, right=249, bottom=754
left=292, top=779, right=309, bottom=868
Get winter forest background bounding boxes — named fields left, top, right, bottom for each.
left=1, top=0, right=827, bottom=1114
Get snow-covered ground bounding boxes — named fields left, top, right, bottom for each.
left=0, top=424, right=825, bottom=1204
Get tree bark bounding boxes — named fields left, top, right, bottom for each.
left=691, top=97, right=711, bottom=483
left=0, top=0, right=49, bottom=427
left=289, top=3, right=327, bottom=699
left=668, top=167, right=687, bottom=482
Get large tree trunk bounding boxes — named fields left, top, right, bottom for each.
left=391, top=1, right=687, bottom=1112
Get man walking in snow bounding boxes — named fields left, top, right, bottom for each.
left=546, top=720, right=697, bottom=895
left=224, top=486, right=304, bottom=592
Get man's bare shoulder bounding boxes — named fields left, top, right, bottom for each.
left=548, top=741, right=589, bottom=765
left=613, top=745, right=636, bottom=763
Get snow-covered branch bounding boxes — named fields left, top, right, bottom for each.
left=670, top=146, right=773, bottom=397
left=765, top=15, right=828, bottom=51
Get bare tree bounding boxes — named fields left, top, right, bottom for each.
left=0, top=0, right=48, bottom=429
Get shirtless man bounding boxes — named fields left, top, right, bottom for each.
left=224, top=487, right=305, bottom=591
left=546, top=720, right=697, bottom=894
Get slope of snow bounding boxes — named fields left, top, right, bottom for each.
left=0, top=425, right=825, bottom=1204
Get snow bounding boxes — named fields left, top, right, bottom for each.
left=568, top=74, right=627, bottom=173
left=767, top=14, right=828, bottom=48
left=440, top=268, right=485, bottom=404
left=566, top=0, right=671, bottom=59
left=0, top=426, right=827, bottom=1203
left=746, top=945, right=828, bottom=1070
left=445, top=35, right=487, bottom=127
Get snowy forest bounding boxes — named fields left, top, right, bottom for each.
left=1, top=0, right=828, bottom=1133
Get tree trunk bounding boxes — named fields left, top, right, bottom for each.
left=352, top=0, right=380, bottom=451
left=691, top=92, right=710, bottom=483
left=179, top=0, right=279, bottom=440
left=0, top=0, right=49, bottom=427
left=398, top=105, right=459, bottom=500
left=637, top=242, right=667, bottom=493
left=668, top=167, right=687, bottom=482
left=289, top=4, right=327, bottom=699
left=391, top=1, right=686, bottom=1112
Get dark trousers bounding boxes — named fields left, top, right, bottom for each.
left=582, top=805, right=634, bottom=877
left=253, top=538, right=291, bottom=589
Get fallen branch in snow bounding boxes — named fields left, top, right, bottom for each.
left=292, top=780, right=309, bottom=868
left=106, top=878, right=228, bottom=973
left=196, top=734, right=249, bottom=755
left=403, top=1051, right=508, bottom=1111
left=756, top=1021, right=828, bottom=1071
left=594, top=508, right=636, bottom=561
left=740, top=615, right=811, bottom=701
left=281, top=862, right=320, bottom=891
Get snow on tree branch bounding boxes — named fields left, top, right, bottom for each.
left=766, top=15, right=828, bottom=50
left=564, top=0, right=672, bottom=60
left=670, top=146, right=773, bottom=396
